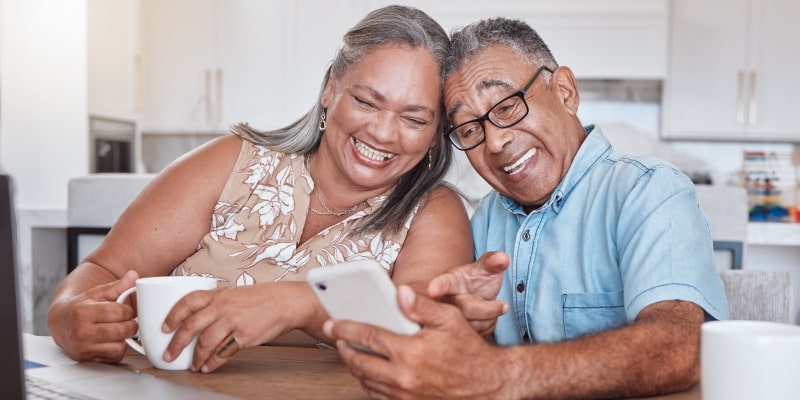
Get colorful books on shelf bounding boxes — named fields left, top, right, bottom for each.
left=742, top=151, right=799, bottom=223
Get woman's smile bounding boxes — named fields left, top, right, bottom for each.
left=353, top=137, right=396, bottom=161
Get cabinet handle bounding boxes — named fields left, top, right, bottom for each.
left=204, top=69, right=212, bottom=128
left=215, top=69, right=223, bottom=128
left=748, top=71, right=757, bottom=126
left=736, top=70, right=745, bottom=125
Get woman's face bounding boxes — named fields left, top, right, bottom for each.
left=319, top=44, right=441, bottom=194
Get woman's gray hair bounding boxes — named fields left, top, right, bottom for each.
left=443, top=17, right=559, bottom=81
left=231, top=5, right=451, bottom=233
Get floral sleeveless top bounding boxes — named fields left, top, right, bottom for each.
left=171, top=139, right=418, bottom=287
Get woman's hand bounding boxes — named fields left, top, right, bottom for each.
left=161, top=281, right=320, bottom=373
left=47, top=270, right=140, bottom=363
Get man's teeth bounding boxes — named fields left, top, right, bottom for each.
left=355, top=139, right=396, bottom=161
left=504, top=149, right=536, bottom=174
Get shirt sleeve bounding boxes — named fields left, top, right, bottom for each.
left=618, top=165, right=729, bottom=321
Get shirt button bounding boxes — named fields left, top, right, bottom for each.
left=516, top=281, right=525, bottom=292
left=522, top=230, right=531, bottom=241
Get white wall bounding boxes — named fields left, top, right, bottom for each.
left=1, top=0, right=88, bottom=333
left=0, top=0, right=89, bottom=210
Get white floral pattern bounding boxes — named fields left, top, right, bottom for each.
left=172, top=140, right=418, bottom=286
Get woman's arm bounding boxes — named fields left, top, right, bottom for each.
left=391, top=185, right=474, bottom=291
left=167, top=184, right=475, bottom=373
left=47, top=134, right=243, bottom=362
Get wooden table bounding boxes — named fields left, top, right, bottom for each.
left=121, top=345, right=368, bottom=399
left=120, top=345, right=701, bottom=399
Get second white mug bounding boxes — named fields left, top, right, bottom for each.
left=701, top=320, right=800, bottom=400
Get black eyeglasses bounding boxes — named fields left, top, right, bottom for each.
left=447, top=66, right=554, bottom=151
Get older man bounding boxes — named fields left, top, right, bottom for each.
left=325, top=17, right=728, bottom=399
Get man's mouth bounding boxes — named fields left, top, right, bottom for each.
left=503, top=149, right=536, bottom=175
left=354, top=138, right=396, bottom=161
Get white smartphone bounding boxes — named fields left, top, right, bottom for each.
left=307, top=260, right=420, bottom=335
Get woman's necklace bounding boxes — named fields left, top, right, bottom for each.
left=305, top=155, right=368, bottom=217
left=310, top=188, right=366, bottom=217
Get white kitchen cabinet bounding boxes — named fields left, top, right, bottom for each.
left=138, top=1, right=669, bottom=133
left=663, top=0, right=800, bottom=141
left=87, top=0, right=141, bottom=122
left=140, top=0, right=291, bottom=133
left=140, top=0, right=216, bottom=132
left=214, top=1, right=293, bottom=130
left=372, top=0, right=668, bottom=80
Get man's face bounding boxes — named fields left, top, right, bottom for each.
left=443, top=45, right=583, bottom=211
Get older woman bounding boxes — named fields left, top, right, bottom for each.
left=47, top=5, right=472, bottom=373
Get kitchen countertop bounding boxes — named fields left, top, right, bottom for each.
left=747, top=222, right=800, bottom=246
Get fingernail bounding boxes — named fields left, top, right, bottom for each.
left=163, top=350, right=172, bottom=362
left=322, top=320, right=334, bottom=336
left=201, top=365, right=209, bottom=373
left=161, top=323, right=169, bottom=333
left=398, top=285, right=415, bottom=306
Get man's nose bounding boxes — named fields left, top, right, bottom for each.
left=483, top=122, right=513, bottom=153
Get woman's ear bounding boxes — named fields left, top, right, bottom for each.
left=552, top=66, right=580, bottom=116
left=320, top=76, right=334, bottom=108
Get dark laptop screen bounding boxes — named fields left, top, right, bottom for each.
left=0, top=174, right=26, bottom=398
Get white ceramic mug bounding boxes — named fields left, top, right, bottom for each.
left=116, top=276, right=217, bottom=370
left=701, top=320, right=800, bottom=400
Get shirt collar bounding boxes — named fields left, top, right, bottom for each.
left=499, top=125, right=612, bottom=215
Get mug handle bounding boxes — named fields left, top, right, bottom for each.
left=116, top=287, right=145, bottom=356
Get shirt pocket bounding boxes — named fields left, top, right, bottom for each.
left=561, top=291, right=626, bottom=341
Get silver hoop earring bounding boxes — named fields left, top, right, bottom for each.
left=319, top=109, right=327, bottom=132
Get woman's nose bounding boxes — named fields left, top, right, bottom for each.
left=367, top=111, right=398, bottom=142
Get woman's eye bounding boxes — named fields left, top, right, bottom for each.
left=354, top=97, right=375, bottom=109
left=404, top=117, right=428, bottom=127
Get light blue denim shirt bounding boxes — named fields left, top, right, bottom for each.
left=472, top=126, right=729, bottom=346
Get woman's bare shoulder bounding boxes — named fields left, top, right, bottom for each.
left=425, top=184, right=470, bottom=211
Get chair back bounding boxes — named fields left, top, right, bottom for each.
left=719, top=269, right=794, bottom=323
left=695, top=185, right=749, bottom=270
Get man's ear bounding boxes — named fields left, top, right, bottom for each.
left=552, top=66, right=580, bottom=116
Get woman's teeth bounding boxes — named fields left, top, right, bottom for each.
left=504, top=149, right=536, bottom=174
left=354, top=138, right=396, bottom=161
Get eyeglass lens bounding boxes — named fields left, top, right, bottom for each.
left=447, top=66, right=553, bottom=151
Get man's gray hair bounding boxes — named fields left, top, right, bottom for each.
left=444, top=17, right=559, bottom=80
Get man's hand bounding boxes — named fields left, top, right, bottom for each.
left=324, top=285, right=511, bottom=399
left=426, top=252, right=510, bottom=336
left=328, top=292, right=705, bottom=400
left=47, top=270, right=139, bottom=363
